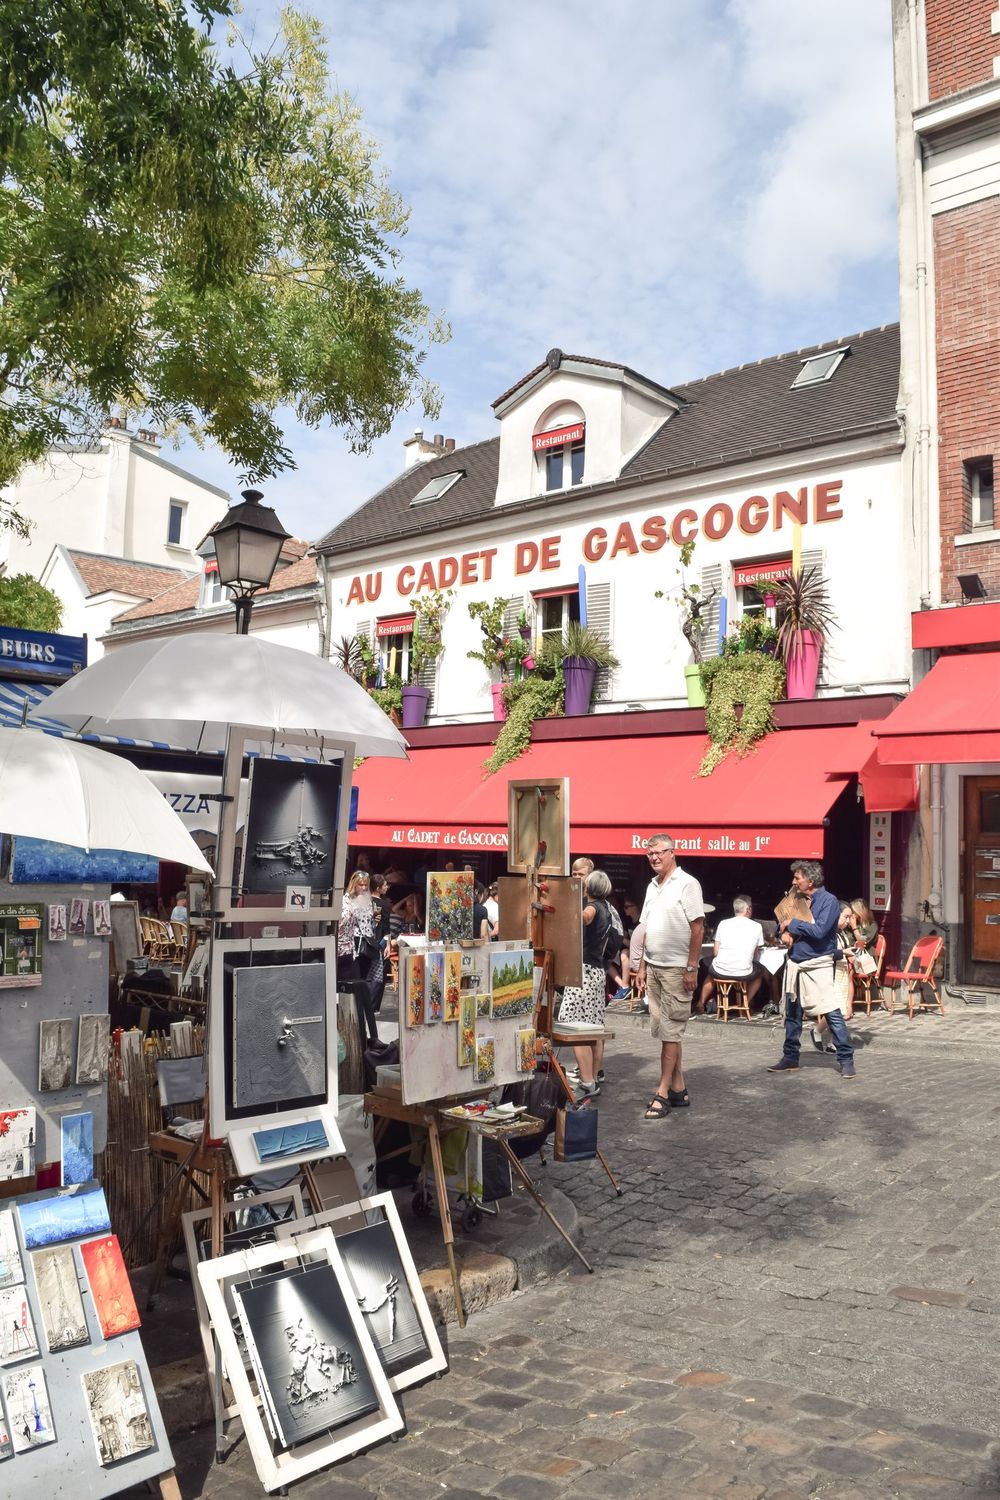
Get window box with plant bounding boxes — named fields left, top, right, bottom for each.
left=467, top=598, right=533, bottom=721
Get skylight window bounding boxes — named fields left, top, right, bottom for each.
left=410, top=471, right=464, bottom=505
left=791, top=346, right=850, bottom=389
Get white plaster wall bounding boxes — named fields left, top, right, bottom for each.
left=124, top=448, right=227, bottom=566
left=325, top=441, right=911, bottom=722
left=2, top=446, right=113, bottom=576
left=38, top=550, right=87, bottom=638
left=101, top=602, right=320, bottom=655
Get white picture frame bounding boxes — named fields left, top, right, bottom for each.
left=181, top=1184, right=305, bottom=1400
left=196, top=1227, right=403, bottom=1492
left=208, top=936, right=344, bottom=1173
left=274, top=1191, right=447, bottom=1392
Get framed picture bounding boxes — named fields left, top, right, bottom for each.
left=0, top=904, right=43, bottom=988
left=81, top=1359, right=155, bottom=1466
left=242, top=759, right=342, bottom=898
left=47, top=905, right=67, bottom=943
left=38, top=1018, right=73, bottom=1092
left=182, top=1185, right=304, bottom=1396
left=196, top=1227, right=402, bottom=1490
left=109, top=900, right=142, bottom=976
left=506, top=777, right=570, bottom=876
left=275, top=1192, right=447, bottom=1392
left=76, top=1012, right=111, bottom=1086
left=186, top=872, right=212, bottom=928
left=208, top=938, right=343, bottom=1175
left=425, top=871, right=475, bottom=943
left=0, top=1110, right=35, bottom=1183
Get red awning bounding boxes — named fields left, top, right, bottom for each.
left=350, top=723, right=874, bottom=859
left=831, top=723, right=919, bottom=812
left=874, top=653, right=1000, bottom=765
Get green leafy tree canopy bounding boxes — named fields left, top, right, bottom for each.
left=0, top=575, right=63, bottom=631
left=0, top=0, right=447, bottom=500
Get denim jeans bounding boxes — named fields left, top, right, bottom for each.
left=783, top=997, right=853, bottom=1064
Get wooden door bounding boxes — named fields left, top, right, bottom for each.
left=963, top=776, right=1000, bottom=967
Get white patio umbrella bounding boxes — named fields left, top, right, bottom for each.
left=0, top=728, right=213, bottom=871
left=30, top=634, right=408, bottom=759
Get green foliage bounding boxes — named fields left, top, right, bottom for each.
left=698, top=654, right=785, bottom=776
left=335, top=634, right=363, bottom=679
left=772, top=566, right=836, bottom=661
left=370, top=672, right=402, bottom=719
left=654, top=539, right=716, bottom=666
left=0, top=575, right=62, bottom=631
left=483, top=671, right=564, bottom=777
left=410, top=589, right=453, bottom=676
left=467, top=597, right=529, bottom=682
left=0, top=1, right=447, bottom=502
left=545, top=619, right=620, bottom=670
left=354, top=633, right=377, bottom=688
left=721, top=614, right=778, bottom=656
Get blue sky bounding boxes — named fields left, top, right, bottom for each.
left=183, top=0, right=899, bottom=542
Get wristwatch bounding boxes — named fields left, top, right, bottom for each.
left=685, top=964, right=696, bottom=973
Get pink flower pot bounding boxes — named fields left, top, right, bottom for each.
left=785, top=630, right=821, bottom=700
left=491, top=683, right=507, bottom=721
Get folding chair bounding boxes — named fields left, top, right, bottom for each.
left=884, top=935, right=945, bottom=1019
left=852, top=933, right=887, bottom=1015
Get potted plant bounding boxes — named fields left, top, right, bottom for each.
left=721, top=613, right=778, bottom=657
left=370, top=672, right=403, bottom=725
left=656, top=540, right=718, bottom=707
left=467, top=598, right=531, bottom=721
left=402, top=589, right=453, bottom=729
left=698, top=653, right=786, bottom=775
left=516, top=608, right=532, bottom=642
left=771, top=565, right=836, bottom=700
left=546, top=620, right=619, bottom=716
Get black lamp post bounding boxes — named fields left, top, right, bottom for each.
left=209, top=489, right=291, bottom=635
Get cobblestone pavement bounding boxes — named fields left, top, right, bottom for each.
left=149, top=1016, right=1000, bottom=1498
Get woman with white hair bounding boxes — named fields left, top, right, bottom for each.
left=557, top=869, right=613, bottom=1099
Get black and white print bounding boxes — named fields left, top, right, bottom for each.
left=30, top=1244, right=89, bottom=1352
left=336, top=1220, right=429, bottom=1378
left=38, top=1017, right=73, bottom=1091
left=76, top=1012, right=111, bottom=1086
left=81, top=1359, right=154, bottom=1466
left=4, top=1364, right=54, bottom=1452
left=232, top=963, right=327, bottom=1112
left=242, top=760, right=342, bottom=895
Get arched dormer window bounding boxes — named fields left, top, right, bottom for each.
left=532, top=402, right=585, bottom=493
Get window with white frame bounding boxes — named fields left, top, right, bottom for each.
left=731, top=559, right=792, bottom=621
left=200, top=560, right=231, bottom=609
left=534, top=588, right=581, bottom=650
left=167, top=500, right=186, bottom=546
left=376, top=615, right=415, bottom=680
left=533, top=410, right=586, bottom=494
left=791, top=347, right=850, bottom=389
left=966, top=458, right=995, bottom=529
left=542, top=439, right=585, bottom=492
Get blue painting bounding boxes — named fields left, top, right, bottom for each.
left=252, top=1119, right=328, bottom=1163
left=10, top=837, right=157, bottom=885
left=17, top=1185, right=111, bottom=1250
left=60, top=1113, right=94, bottom=1187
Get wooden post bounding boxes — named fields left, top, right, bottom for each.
left=337, top=989, right=366, bottom=1095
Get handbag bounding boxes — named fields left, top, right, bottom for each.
left=853, top=948, right=877, bottom=975
left=353, top=929, right=378, bottom=964
left=554, top=1100, right=598, bottom=1162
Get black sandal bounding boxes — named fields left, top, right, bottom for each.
left=668, top=1087, right=691, bottom=1108
left=644, top=1093, right=671, bottom=1121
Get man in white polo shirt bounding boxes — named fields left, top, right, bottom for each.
left=636, top=832, right=705, bottom=1121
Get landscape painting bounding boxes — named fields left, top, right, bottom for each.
left=489, top=945, right=535, bottom=1020
left=80, top=1236, right=141, bottom=1338
left=82, top=1360, right=154, bottom=1466
left=4, top=1364, right=55, bottom=1452
left=425, top=871, right=474, bottom=943
left=0, top=1287, right=38, bottom=1362
left=0, top=1110, right=34, bottom=1183
left=18, top=1185, right=112, bottom=1250
left=31, top=1245, right=89, bottom=1352
left=0, top=1213, right=23, bottom=1291
left=61, top=1112, right=94, bottom=1186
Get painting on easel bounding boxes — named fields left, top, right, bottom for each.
left=506, top=778, right=570, bottom=876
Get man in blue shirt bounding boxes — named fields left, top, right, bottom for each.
left=767, top=859, right=856, bottom=1079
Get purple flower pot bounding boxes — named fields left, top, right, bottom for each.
left=563, top=656, right=597, bottom=716
left=401, top=684, right=431, bottom=728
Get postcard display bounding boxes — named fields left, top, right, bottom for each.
left=0, top=1180, right=173, bottom=1495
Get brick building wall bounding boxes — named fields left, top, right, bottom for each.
left=933, top=198, right=1000, bottom=600
left=926, top=0, right=998, bottom=101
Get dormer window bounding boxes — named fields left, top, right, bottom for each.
left=533, top=416, right=586, bottom=493
left=410, top=471, right=463, bottom=506
left=791, top=347, right=850, bottom=388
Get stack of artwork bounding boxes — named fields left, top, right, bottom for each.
left=0, top=1183, right=169, bottom=1487
left=398, top=938, right=539, bottom=1104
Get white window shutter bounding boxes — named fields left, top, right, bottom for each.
left=799, top=548, right=826, bottom=684
left=699, top=563, right=724, bottom=660
left=503, top=596, right=525, bottom=639
left=586, top=580, right=614, bottom=701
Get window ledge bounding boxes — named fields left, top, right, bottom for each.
left=954, top=528, right=1000, bottom=547
left=165, top=542, right=192, bottom=555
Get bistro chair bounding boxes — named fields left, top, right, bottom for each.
left=883, top=935, right=945, bottom=1019
left=852, top=933, right=887, bottom=1015
left=715, top=977, right=752, bottom=1022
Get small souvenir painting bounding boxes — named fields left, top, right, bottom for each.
left=69, top=898, right=89, bottom=936
left=38, top=1018, right=73, bottom=1091
left=80, top=1236, right=140, bottom=1338
left=443, top=950, right=461, bottom=1021
left=425, top=951, right=444, bottom=1024
left=0, top=1287, right=38, bottom=1362
left=92, top=900, right=112, bottom=938
left=0, top=1110, right=34, bottom=1183
left=406, top=952, right=425, bottom=1027
left=47, top=905, right=67, bottom=943
left=474, top=1035, right=495, bottom=1086
left=516, top=1027, right=537, bottom=1074
left=82, top=1360, right=154, bottom=1466
left=489, top=945, right=535, bottom=1020
left=457, top=995, right=476, bottom=1069
left=0, top=1390, right=11, bottom=1460
left=4, top=1364, right=54, bottom=1452
left=252, top=1119, right=329, bottom=1164
left=426, top=871, right=474, bottom=943
left=76, top=1012, right=111, bottom=1086
left=18, top=1185, right=112, bottom=1251
left=60, top=1112, right=94, bottom=1187
left=0, top=1213, right=23, bottom=1291
left=30, top=1245, right=89, bottom=1352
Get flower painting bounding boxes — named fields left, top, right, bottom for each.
left=426, top=872, right=474, bottom=944
left=457, top=996, right=475, bottom=1068
left=406, top=953, right=425, bottom=1027
left=474, top=1035, right=495, bottom=1086
left=426, top=952, right=443, bottom=1024
left=444, top=951, right=461, bottom=1022
left=489, top=945, right=535, bottom=1020
left=517, top=1028, right=537, bottom=1074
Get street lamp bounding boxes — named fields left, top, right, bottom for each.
left=209, top=489, right=291, bottom=635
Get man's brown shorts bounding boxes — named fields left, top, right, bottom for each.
left=646, top=964, right=691, bottom=1041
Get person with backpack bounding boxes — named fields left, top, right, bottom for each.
left=557, top=869, right=613, bottom=1099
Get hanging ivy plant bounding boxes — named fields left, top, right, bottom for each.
left=483, top=670, right=564, bottom=776
left=698, top=653, right=785, bottom=776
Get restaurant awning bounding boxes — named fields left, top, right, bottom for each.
left=351, top=723, right=874, bottom=859
left=873, top=653, right=1000, bottom=765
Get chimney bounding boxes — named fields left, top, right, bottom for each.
left=444, top=438, right=456, bottom=453
left=403, top=427, right=445, bottom=468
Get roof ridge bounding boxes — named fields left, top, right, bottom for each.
left=67, top=548, right=186, bottom=573
left=674, top=322, right=899, bottom=392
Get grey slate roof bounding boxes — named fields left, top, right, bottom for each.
left=314, top=324, right=901, bottom=557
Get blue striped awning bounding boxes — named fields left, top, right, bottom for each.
left=0, top=678, right=186, bottom=750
